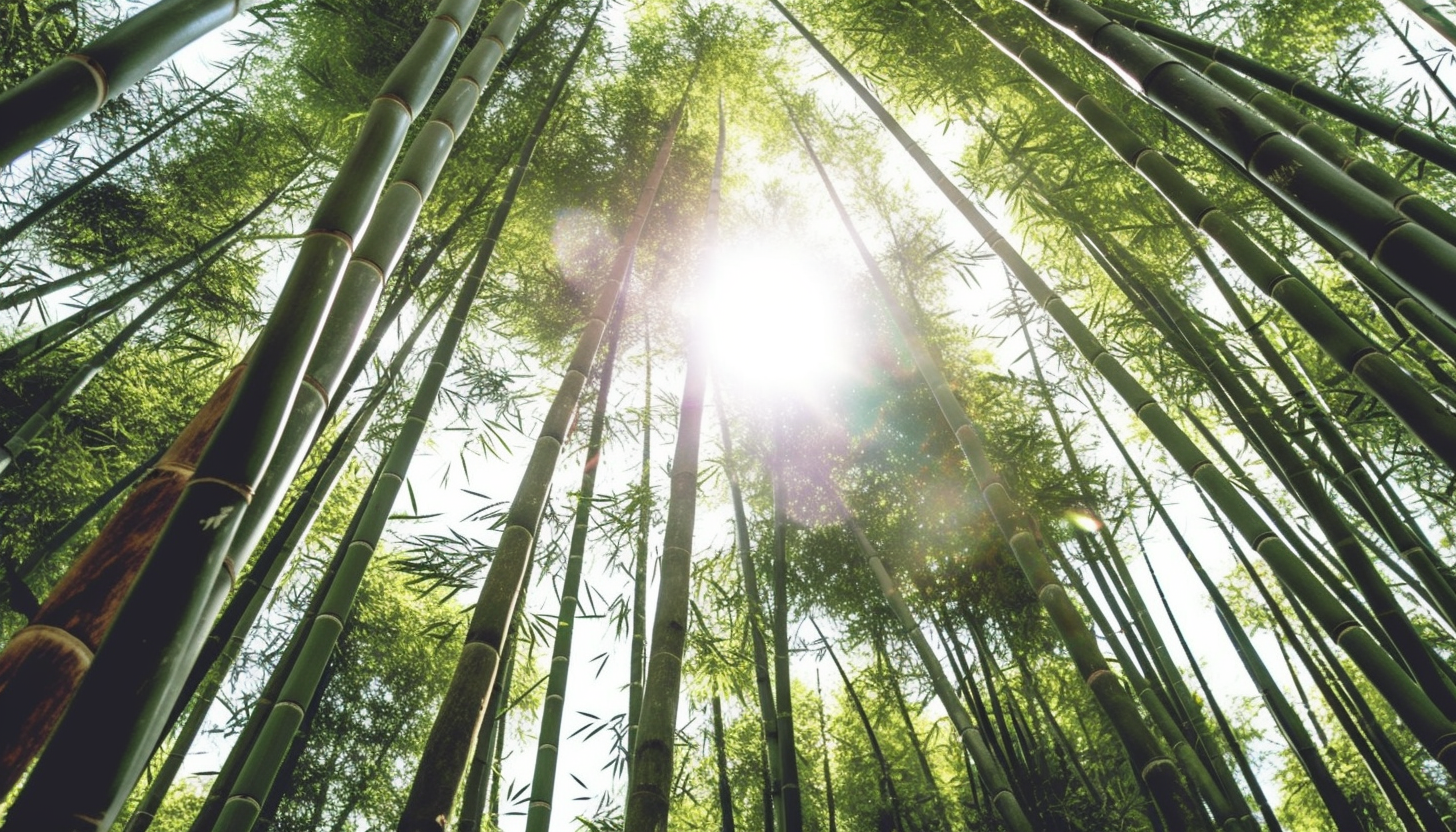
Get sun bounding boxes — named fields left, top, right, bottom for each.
left=697, top=240, right=852, bottom=400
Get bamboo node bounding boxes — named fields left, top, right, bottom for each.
left=8, top=623, right=94, bottom=660
left=301, top=372, right=329, bottom=406
left=1085, top=668, right=1115, bottom=687
left=189, top=476, right=254, bottom=502
left=375, top=92, right=414, bottom=119
left=62, top=53, right=108, bottom=110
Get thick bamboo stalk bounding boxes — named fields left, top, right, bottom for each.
left=835, top=496, right=1034, bottom=832
left=458, top=606, right=523, bottom=832
left=0, top=0, right=261, bottom=166
left=396, top=32, right=667, bottom=832
left=1092, top=5, right=1456, bottom=175
left=523, top=228, right=621, bottom=832
left=0, top=1, right=506, bottom=825
left=623, top=84, right=716, bottom=832
left=953, top=0, right=1456, bottom=472
left=780, top=90, right=1208, bottom=829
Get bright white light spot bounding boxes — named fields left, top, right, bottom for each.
left=1065, top=508, right=1103, bottom=534
left=699, top=241, right=850, bottom=398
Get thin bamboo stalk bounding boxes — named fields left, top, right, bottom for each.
left=713, top=694, right=737, bottom=832
left=397, top=42, right=683, bottom=832
left=1092, top=5, right=1456, bottom=174
left=835, top=495, right=1034, bottom=832
left=779, top=88, right=1208, bottom=829
left=0, top=2, right=512, bottom=824
left=815, top=671, right=838, bottom=832
left=0, top=0, right=260, bottom=166
left=1392, top=0, right=1456, bottom=52
left=628, top=316, right=651, bottom=783
left=623, top=84, right=717, bottom=832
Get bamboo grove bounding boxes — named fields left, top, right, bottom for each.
left=5, top=0, right=1456, bottom=829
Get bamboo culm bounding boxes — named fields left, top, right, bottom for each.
left=623, top=82, right=717, bottom=832
left=0, top=1, right=512, bottom=825
left=778, top=77, right=1208, bottom=829
left=0, top=0, right=261, bottom=166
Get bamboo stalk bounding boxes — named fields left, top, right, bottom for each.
left=766, top=433, right=804, bottom=832
left=628, top=315, right=652, bottom=783
left=713, top=694, right=737, bottom=832
left=0, top=0, right=261, bottom=166
left=1392, top=0, right=1456, bottom=52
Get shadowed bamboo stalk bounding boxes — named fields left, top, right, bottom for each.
left=949, top=0, right=1456, bottom=472
left=1092, top=5, right=1456, bottom=175
left=712, top=693, right=736, bottom=832
left=779, top=82, right=1209, bottom=830
left=0, top=0, right=262, bottom=166
left=0, top=243, right=228, bottom=477
left=1013, top=0, right=1456, bottom=330
left=815, top=670, right=838, bottom=832
left=397, top=35, right=683, bottom=832
left=833, top=491, right=1035, bottom=832
left=0, top=0, right=507, bottom=824
left=458, top=601, right=524, bottom=832
left=767, top=431, right=804, bottom=832
left=623, top=82, right=717, bottom=832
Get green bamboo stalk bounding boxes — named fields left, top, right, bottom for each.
left=0, top=261, right=111, bottom=314
left=0, top=0, right=261, bottom=166
left=714, top=394, right=785, bottom=831
left=0, top=244, right=229, bottom=477
left=837, top=499, right=1034, bottom=832
left=875, top=634, right=956, bottom=832
left=1381, top=9, right=1456, bottom=113
left=1007, top=647, right=1104, bottom=813
left=398, top=54, right=688, bottom=832
left=1092, top=4, right=1456, bottom=175
left=811, top=618, right=908, bottom=832
left=524, top=190, right=621, bottom=832
left=766, top=439, right=804, bottom=832
left=459, top=569, right=527, bottom=832
left=0, top=1, right=514, bottom=824
left=627, top=317, right=652, bottom=783
left=713, top=694, right=737, bottom=832
left=936, top=615, right=1019, bottom=797
left=0, top=69, right=239, bottom=251
left=1392, top=0, right=1456, bottom=52
left=815, top=671, right=838, bottom=832
left=623, top=83, right=717, bottom=832
left=0, top=174, right=294, bottom=374
left=780, top=90, right=1208, bottom=829
left=952, top=0, right=1456, bottom=472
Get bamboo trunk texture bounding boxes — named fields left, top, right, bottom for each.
left=774, top=38, right=1210, bottom=829
left=627, top=320, right=652, bottom=785
left=0, top=0, right=260, bottom=166
left=0, top=0, right=507, bottom=826
left=1017, top=0, right=1456, bottom=331
left=1092, top=5, right=1456, bottom=174
left=622, top=82, right=717, bottom=832
left=395, top=24, right=647, bottom=831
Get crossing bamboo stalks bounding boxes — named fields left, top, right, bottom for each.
left=0, top=0, right=263, bottom=166
left=0, top=245, right=226, bottom=477
left=459, top=608, right=523, bottom=832
left=1091, top=5, right=1456, bottom=175
left=1015, top=0, right=1456, bottom=330
left=624, top=84, right=717, bottom=832
left=0, top=176, right=294, bottom=373
left=124, top=292, right=448, bottom=832
left=1393, top=0, right=1456, bottom=50
left=949, top=0, right=1456, bottom=474
left=715, top=394, right=785, bottom=831
left=398, top=28, right=658, bottom=832
left=0, top=1, right=508, bottom=824
left=524, top=288, right=622, bottom=832
left=833, top=492, right=1034, bottom=832
left=777, top=71, right=1209, bottom=832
